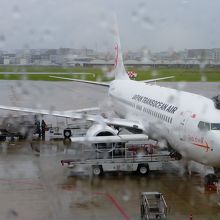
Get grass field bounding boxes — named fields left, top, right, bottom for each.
left=0, top=65, right=220, bottom=82
left=134, top=68, right=220, bottom=82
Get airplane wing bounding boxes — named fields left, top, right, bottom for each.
left=0, top=105, right=144, bottom=131
left=63, top=107, right=100, bottom=114
left=0, top=105, right=101, bottom=120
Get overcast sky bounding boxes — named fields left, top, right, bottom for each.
left=0, top=0, right=220, bottom=52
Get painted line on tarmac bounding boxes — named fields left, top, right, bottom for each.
left=93, top=192, right=131, bottom=220
left=60, top=185, right=131, bottom=220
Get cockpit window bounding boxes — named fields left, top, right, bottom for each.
left=211, top=123, right=220, bottom=130
left=198, top=121, right=210, bottom=131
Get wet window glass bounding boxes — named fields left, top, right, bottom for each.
left=1, top=1, right=220, bottom=220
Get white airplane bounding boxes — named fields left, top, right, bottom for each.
left=0, top=32, right=220, bottom=168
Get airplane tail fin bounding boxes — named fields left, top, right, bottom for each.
left=113, top=22, right=130, bottom=80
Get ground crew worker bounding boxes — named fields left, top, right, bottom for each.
left=35, top=117, right=41, bottom=138
left=41, top=119, right=46, bottom=140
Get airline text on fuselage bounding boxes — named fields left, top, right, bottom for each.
left=132, top=94, right=178, bottom=114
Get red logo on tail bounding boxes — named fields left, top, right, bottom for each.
left=114, top=44, right=118, bottom=68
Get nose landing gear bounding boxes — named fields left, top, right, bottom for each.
left=204, top=173, right=218, bottom=192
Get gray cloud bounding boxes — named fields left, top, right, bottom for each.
left=0, top=0, right=220, bottom=52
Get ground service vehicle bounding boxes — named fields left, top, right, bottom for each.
left=61, top=142, right=177, bottom=176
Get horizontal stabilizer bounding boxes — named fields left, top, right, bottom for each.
left=142, top=76, right=174, bottom=83
left=0, top=105, right=102, bottom=120
left=71, top=134, right=148, bottom=143
left=49, top=76, right=109, bottom=87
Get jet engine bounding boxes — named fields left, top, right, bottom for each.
left=85, top=124, right=119, bottom=153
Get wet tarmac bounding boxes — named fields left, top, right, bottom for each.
left=0, top=80, right=220, bottom=220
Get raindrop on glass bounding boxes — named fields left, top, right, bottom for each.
left=131, top=11, right=138, bottom=22
left=12, top=5, right=21, bottom=19
left=151, top=70, right=158, bottom=78
left=141, top=16, right=154, bottom=30
left=181, top=0, right=189, bottom=5
left=0, top=35, right=5, bottom=48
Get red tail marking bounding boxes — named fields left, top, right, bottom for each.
left=114, top=44, right=118, bottom=68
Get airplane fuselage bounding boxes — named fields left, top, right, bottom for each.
left=109, top=79, right=220, bottom=167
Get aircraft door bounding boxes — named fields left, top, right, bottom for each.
left=178, top=111, right=192, bottom=142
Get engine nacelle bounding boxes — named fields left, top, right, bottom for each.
left=86, top=124, right=118, bottom=137
left=86, top=124, right=118, bottom=152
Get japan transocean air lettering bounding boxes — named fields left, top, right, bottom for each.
left=131, top=94, right=178, bottom=114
